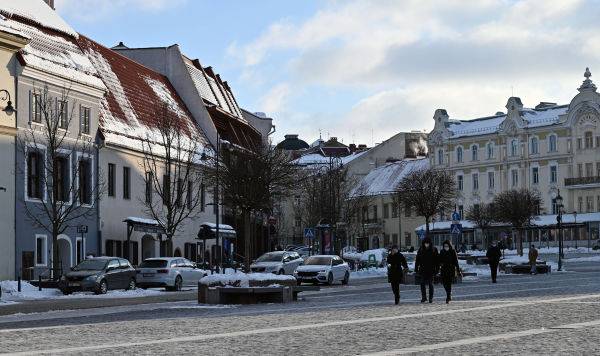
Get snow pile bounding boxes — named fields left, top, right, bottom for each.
left=199, top=272, right=295, bottom=288
left=360, top=248, right=388, bottom=264
left=563, top=255, right=600, bottom=263
left=0, top=0, right=78, bottom=38
left=0, top=280, right=164, bottom=300
left=351, top=267, right=388, bottom=279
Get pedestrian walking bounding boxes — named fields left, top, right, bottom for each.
left=529, top=244, right=538, bottom=274
left=486, top=240, right=502, bottom=283
left=415, top=237, right=438, bottom=303
left=439, top=240, right=462, bottom=303
left=387, top=245, right=408, bottom=305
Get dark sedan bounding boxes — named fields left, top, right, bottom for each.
left=58, top=257, right=136, bottom=295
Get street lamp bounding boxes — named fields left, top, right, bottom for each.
left=556, top=190, right=563, bottom=271
left=0, top=89, right=16, bottom=115
left=573, top=211, right=578, bottom=249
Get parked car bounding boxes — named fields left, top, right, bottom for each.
left=294, top=255, right=350, bottom=286
left=136, top=258, right=207, bottom=291
left=250, top=251, right=303, bottom=275
left=295, top=246, right=316, bottom=257
left=58, top=257, right=136, bottom=295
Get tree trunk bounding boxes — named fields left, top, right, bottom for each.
left=52, top=230, right=59, bottom=280
left=424, top=216, right=430, bottom=242
left=518, top=229, right=523, bottom=256
left=243, top=209, right=251, bottom=272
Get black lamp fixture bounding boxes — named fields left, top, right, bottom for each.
left=555, top=190, right=563, bottom=271
left=0, top=89, right=16, bottom=114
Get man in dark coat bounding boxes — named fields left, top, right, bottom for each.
left=439, top=240, right=462, bottom=303
left=415, top=237, right=439, bottom=303
left=387, top=245, right=408, bottom=305
left=486, top=240, right=502, bottom=283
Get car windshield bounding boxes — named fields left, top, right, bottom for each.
left=140, top=260, right=168, bottom=268
left=256, top=253, right=283, bottom=262
left=303, top=257, right=332, bottom=266
left=72, top=260, right=107, bottom=271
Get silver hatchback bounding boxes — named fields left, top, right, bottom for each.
left=136, top=258, right=207, bottom=291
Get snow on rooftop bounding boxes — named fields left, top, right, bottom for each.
left=350, top=158, right=429, bottom=198
left=124, top=217, right=161, bottom=225
left=521, top=105, right=568, bottom=128
left=144, top=76, right=187, bottom=119
left=294, top=150, right=366, bottom=166
left=0, top=0, right=78, bottom=38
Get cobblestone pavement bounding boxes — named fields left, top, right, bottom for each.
left=1, top=260, right=599, bottom=355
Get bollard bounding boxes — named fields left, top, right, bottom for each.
left=39, top=274, right=42, bottom=291
left=18, top=276, right=21, bottom=292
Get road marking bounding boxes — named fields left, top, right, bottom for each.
left=359, top=318, right=600, bottom=355
left=5, top=293, right=600, bottom=355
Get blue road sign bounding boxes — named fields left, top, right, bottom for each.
left=450, top=223, right=462, bottom=235
left=418, top=228, right=426, bottom=237
left=304, top=228, right=316, bottom=239
left=452, top=212, right=460, bottom=221
left=77, top=225, right=88, bottom=234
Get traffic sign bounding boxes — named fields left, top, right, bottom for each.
left=304, top=228, right=316, bottom=239
left=418, top=228, right=426, bottom=237
left=452, top=212, right=460, bottom=221
left=77, top=225, right=88, bottom=234
left=450, top=223, right=462, bottom=235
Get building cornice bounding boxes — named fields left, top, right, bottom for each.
left=0, top=124, right=17, bottom=136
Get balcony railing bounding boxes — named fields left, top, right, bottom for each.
left=565, top=176, right=600, bottom=186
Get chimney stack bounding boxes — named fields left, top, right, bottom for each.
left=43, top=0, right=55, bottom=10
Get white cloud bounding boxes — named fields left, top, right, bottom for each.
left=55, top=0, right=188, bottom=22
left=256, top=83, right=292, bottom=115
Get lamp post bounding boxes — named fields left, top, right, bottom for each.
left=0, top=89, right=16, bottom=115
left=573, top=211, right=578, bottom=249
left=556, top=190, right=563, bottom=271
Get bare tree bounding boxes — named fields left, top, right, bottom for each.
left=396, top=168, right=456, bottom=240
left=19, top=84, right=103, bottom=278
left=465, top=202, right=495, bottom=249
left=493, top=188, right=542, bottom=256
left=140, top=104, right=205, bottom=255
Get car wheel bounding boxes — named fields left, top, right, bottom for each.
left=278, top=269, right=285, bottom=275
left=327, top=272, right=333, bottom=285
left=126, top=278, right=136, bottom=291
left=174, top=276, right=182, bottom=291
left=342, top=271, right=350, bottom=285
left=96, top=279, right=108, bottom=295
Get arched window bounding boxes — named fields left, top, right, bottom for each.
left=530, top=137, right=539, bottom=154
left=437, top=149, right=444, bottom=165
left=487, top=142, right=495, bottom=159
left=456, top=147, right=463, bottom=163
left=471, top=145, right=478, bottom=161
left=511, top=139, right=518, bottom=156
left=548, top=135, right=557, bottom=152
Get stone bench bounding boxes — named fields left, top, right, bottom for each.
left=504, top=263, right=550, bottom=274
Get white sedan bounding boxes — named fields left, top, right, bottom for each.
left=294, top=255, right=350, bottom=285
left=136, top=258, right=207, bottom=291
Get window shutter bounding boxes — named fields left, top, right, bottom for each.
left=28, top=90, right=32, bottom=123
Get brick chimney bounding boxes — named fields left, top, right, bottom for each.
left=43, top=0, right=55, bottom=10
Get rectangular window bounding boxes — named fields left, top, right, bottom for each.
left=176, top=178, right=183, bottom=207
left=532, top=167, right=539, bottom=184
left=162, top=175, right=170, bottom=205
left=585, top=132, right=593, bottom=149
left=372, top=205, right=378, bottom=219
left=145, top=172, right=153, bottom=203
left=511, top=140, right=518, bottom=157
left=597, top=162, right=600, bottom=177
left=487, top=143, right=494, bottom=159
left=123, top=167, right=130, bottom=199
left=383, top=204, right=389, bottom=219
left=391, top=203, right=398, bottom=218
left=79, top=159, right=92, bottom=204
left=80, top=106, right=90, bottom=134
left=392, top=233, right=398, bottom=246
left=586, top=163, right=593, bottom=177
left=487, top=172, right=495, bottom=189
left=405, top=233, right=411, bottom=248
left=549, top=135, right=557, bottom=152
left=577, top=138, right=582, bottom=150
left=550, top=166, right=558, bottom=183
left=105, top=240, right=113, bottom=257
left=76, top=239, right=83, bottom=264
left=405, top=202, right=411, bottom=217
left=578, top=197, right=583, bottom=213
left=200, top=183, right=205, bottom=212
left=511, top=169, right=518, bottom=187
left=27, top=151, right=43, bottom=199
left=458, top=205, right=464, bottom=220
left=578, top=164, right=584, bottom=178
left=32, top=93, right=42, bottom=123
left=472, top=173, right=479, bottom=190
left=36, top=236, right=46, bottom=265
left=107, top=163, right=115, bottom=197
left=530, top=138, right=539, bottom=154
left=294, top=217, right=301, bottom=228
left=587, top=196, right=593, bottom=212
left=58, top=100, right=68, bottom=129
left=552, top=198, right=558, bottom=214
left=457, top=175, right=463, bottom=191
left=54, top=156, right=69, bottom=202
left=187, top=180, right=193, bottom=210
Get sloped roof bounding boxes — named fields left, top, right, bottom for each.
left=0, top=16, right=104, bottom=89
left=350, top=158, right=429, bottom=198
left=446, top=105, right=568, bottom=138
left=294, top=150, right=366, bottom=166
left=76, top=34, right=207, bottom=151
left=0, top=0, right=78, bottom=38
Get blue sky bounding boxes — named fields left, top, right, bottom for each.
left=56, top=0, right=600, bottom=146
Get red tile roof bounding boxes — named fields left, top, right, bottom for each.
left=76, top=34, right=207, bottom=149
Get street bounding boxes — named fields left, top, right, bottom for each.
left=0, top=256, right=599, bottom=355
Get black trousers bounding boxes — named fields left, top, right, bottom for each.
left=489, top=262, right=498, bottom=282
left=442, top=275, right=453, bottom=298
left=419, top=275, right=434, bottom=300
left=391, top=282, right=400, bottom=298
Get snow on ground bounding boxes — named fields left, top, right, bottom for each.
left=0, top=280, right=165, bottom=301
left=562, top=255, right=600, bottom=263
left=199, top=272, right=295, bottom=288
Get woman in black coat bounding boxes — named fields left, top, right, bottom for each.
left=387, top=245, right=408, bottom=305
left=415, top=237, right=439, bottom=303
left=439, top=240, right=462, bottom=303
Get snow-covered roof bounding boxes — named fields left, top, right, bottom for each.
left=200, top=222, right=236, bottom=233
left=446, top=105, right=568, bottom=138
left=1, top=16, right=104, bottom=89
left=0, top=0, right=78, bottom=38
left=414, top=212, right=599, bottom=231
left=76, top=35, right=208, bottom=152
left=123, top=217, right=161, bottom=226
left=350, top=158, right=429, bottom=198
left=295, top=150, right=366, bottom=166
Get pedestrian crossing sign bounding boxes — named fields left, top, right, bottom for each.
left=304, top=228, right=316, bottom=239
left=450, top=223, right=462, bottom=235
